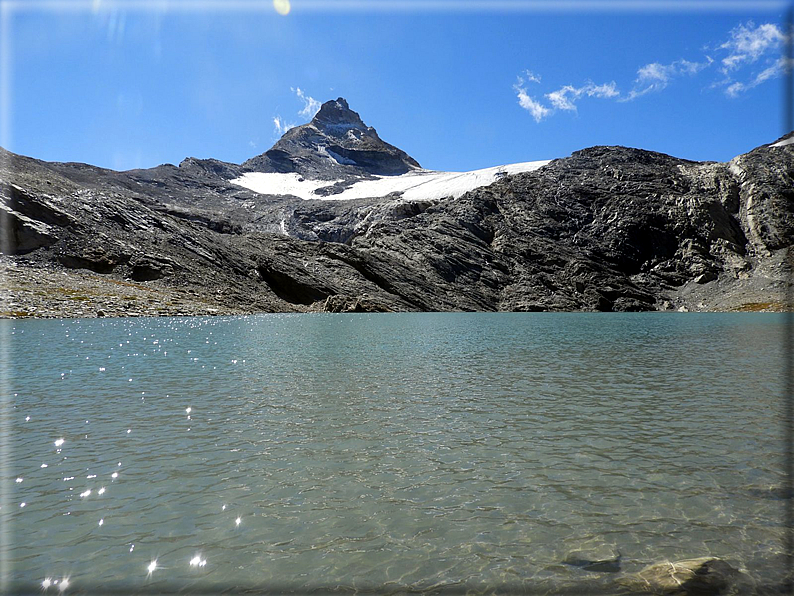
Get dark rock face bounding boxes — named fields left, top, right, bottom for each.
left=1, top=105, right=792, bottom=316
left=242, top=98, right=421, bottom=180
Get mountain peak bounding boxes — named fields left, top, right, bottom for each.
left=311, top=97, right=368, bottom=132
left=242, top=97, right=420, bottom=177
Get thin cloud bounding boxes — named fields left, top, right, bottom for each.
left=714, top=21, right=790, bottom=96
left=514, top=19, right=788, bottom=123
left=513, top=75, right=550, bottom=122
left=271, top=87, right=319, bottom=138
left=625, top=58, right=712, bottom=100
left=292, top=87, right=321, bottom=119
left=546, top=81, right=618, bottom=111
left=519, top=70, right=542, bottom=84
left=719, top=21, right=786, bottom=73
left=724, top=56, right=794, bottom=97
left=273, top=115, right=295, bottom=135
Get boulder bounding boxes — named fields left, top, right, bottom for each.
left=617, top=557, right=747, bottom=595
left=2, top=207, right=57, bottom=254
left=57, top=246, right=126, bottom=273
left=130, top=256, right=176, bottom=281
left=323, top=293, right=390, bottom=313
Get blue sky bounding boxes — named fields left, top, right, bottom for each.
left=2, top=1, right=792, bottom=172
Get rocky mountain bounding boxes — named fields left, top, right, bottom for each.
left=244, top=97, right=421, bottom=180
left=1, top=99, right=792, bottom=317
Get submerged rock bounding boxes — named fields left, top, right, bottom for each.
left=618, top=557, right=749, bottom=595
left=562, top=549, right=622, bottom=573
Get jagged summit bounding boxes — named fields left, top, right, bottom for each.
left=242, top=97, right=420, bottom=179
left=311, top=98, right=369, bottom=133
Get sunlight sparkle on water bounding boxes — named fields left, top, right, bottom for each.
left=15, top=477, right=22, bottom=483
left=111, top=472, right=118, bottom=479
left=54, top=439, right=65, bottom=447
left=147, top=560, right=157, bottom=574
left=42, top=578, right=52, bottom=589
left=98, top=487, right=105, bottom=495
left=235, top=517, right=241, bottom=526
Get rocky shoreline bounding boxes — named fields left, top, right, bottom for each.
left=0, top=259, right=255, bottom=319
left=1, top=256, right=787, bottom=320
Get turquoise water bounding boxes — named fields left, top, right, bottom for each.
left=1, top=313, right=788, bottom=593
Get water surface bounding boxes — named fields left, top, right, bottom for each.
left=2, top=313, right=787, bottom=593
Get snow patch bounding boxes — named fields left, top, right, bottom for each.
left=230, top=172, right=342, bottom=201
left=770, top=136, right=794, bottom=147
left=231, top=160, right=551, bottom=202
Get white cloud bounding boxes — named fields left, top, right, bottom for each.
left=272, top=115, right=295, bottom=135
left=625, top=58, right=712, bottom=100
left=512, top=20, right=789, bottom=120
left=723, top=56, right=794, bottom=97
left=270, top=87, right=321, bottom=138
left=514, top=75, right=551, bottom=122
left=292, top=87, right=321, bottom=119
left=519, top=70, right=542, bottom=85
left=725, top=81, right=746, bottom=98
left=516, top=88, right=551, bottom=123
left=713, top=21, right=790, bottom=97
left=720, top=21, right=786, bottom=72
left=546, top=81, right=618, bottom=111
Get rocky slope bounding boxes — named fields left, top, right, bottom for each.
left=1, top=99, right=792, bottom=317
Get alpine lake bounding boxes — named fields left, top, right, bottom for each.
left=2, top=312, right=789, bottom=594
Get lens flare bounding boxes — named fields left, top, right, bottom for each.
left=273, top=0, right=290, bottom=16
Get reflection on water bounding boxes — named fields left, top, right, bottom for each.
left=2, top=313, right=787, bottom=593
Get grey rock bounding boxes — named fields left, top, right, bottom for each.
left=57, top=246, right=128, bottom=274
left=617, top=557, right=749, bottom=595
left=324, top=293, right=391, bottom=313
left=129, top=255, right=177, bottom=281
left=242, top=98, right=421, bottom=180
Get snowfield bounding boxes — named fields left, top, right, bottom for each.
left=230, top=160, right=551, bottom=202
left=770, top=137, right=794, bottom=148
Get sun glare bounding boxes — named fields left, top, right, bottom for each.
left=273, top=0, right=290, bottom=16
